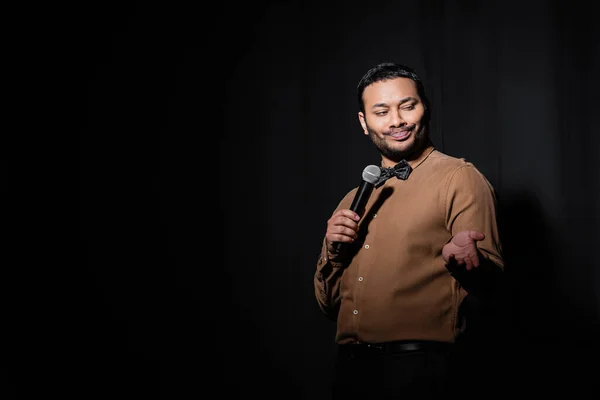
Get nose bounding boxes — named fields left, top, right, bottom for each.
left=390, top=109, right=406, bottom=127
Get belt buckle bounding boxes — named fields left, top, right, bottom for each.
left=400, top=342, right=420, bottom=352
left=365, top=343, right=384, bottom=352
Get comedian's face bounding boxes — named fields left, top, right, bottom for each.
left=358, top=77, right=427, bottom=165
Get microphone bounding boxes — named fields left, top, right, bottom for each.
left=334, top=165, right=381, bottom=252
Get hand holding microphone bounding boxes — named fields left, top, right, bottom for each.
left=326, top=165, right=381, bottom=254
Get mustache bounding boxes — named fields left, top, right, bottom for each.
left=385, top=125, right=417, bottom=135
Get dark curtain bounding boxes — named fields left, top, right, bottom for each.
left=65, top=1, right=600, bottom=399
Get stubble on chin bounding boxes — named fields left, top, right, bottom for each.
left=368, top=126, right=428, bottom=162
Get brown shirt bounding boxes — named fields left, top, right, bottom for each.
left=314, top=146, right=504, bottom=344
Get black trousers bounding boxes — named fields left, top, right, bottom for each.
left=332, top=341, right=458, bottom=400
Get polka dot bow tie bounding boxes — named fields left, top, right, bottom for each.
left=374, top=159, right=412, bottom=187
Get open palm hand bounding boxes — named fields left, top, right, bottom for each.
left=442, top=230, right=485, bottom=271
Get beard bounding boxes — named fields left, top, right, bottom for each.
left=366, top=122, right=428, bottom=162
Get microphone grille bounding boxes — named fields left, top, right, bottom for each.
left=362, top=164, right=381, bottom=184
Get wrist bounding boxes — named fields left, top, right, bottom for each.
left=325, top=239, right=338, bottom=256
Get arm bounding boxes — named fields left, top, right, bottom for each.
left=314, top=238, right=345, bottom=320
left=314, top=192, right=360, bottom=320
left=442, top=165, right=504, bottom=302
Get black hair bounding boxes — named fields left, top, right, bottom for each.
left=357, top=62, right=430, bottom=124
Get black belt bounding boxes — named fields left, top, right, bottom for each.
left=339, top=340, right=452, bottom=357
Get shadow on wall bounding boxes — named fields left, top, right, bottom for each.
left=494, top=188, right=600, bottom=395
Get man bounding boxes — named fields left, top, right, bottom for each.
left=314, top=62, right=504, bottom=399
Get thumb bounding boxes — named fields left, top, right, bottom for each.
left=469, top=230, right=485, bottom=241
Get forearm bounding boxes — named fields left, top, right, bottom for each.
left=443, top=165, right=505, bottom=304
left=314, top=240, right=345, bottom=320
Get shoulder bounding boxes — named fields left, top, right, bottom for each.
left=427, top=150, right=495, bottom=191
left=428, top=150, right=484, bottom=174
left=427, top=149, right=470, bottom=170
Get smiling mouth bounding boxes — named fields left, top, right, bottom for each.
left=388, top=128, right=413, bottom=141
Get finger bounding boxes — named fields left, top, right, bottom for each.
left=470, top=251, right=480, bottom=268
left=331, top=212, right=360, bottom=226
left=469, top=231, right=485, bottom=241
left=332, top=234, right=355, bottom=244
left=464, top=257, right=473, bottom=271
left=447, top=253, right=457, bottom=265
left=336, top=225, right=358, bottom=239
left=451, top=254, right=465, bottom=266
left=335, top=209, right=361, bottom=222
left=327, top=212, right=360, bottom=239
left=328, top=217, right=359, bottom=234
left=445, top=254, right=458, bottom=272
left=326, top=231, right=355, bottom=246
left=326, top=234, right=355, bottom=253
left=326, top=225, right=358, bottom=247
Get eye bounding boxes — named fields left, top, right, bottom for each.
left=402, top=105, right=415, bottom=111
left=375, top=111, right=388, bottom=116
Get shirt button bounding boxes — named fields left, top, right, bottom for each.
left=364, top=244, right=369, bottom=249
left=353, top=310, right=359, bottom=315
left=373, top=213, right=377, bottom=218
left=358, top=277, right=363, bottom=281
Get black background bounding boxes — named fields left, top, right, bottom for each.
left=23, top=1, right=600, bottom=398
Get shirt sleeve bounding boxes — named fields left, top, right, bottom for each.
left=313, top=238, right=345, bottom=319
left=313, top=189, right=357, bottom=319
left=444, top=164, right=504, bottom=270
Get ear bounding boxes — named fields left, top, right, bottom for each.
left=358, top=112, right=369, bottom=136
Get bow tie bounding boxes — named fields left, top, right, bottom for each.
left=374, top=159, right=412, bottom=187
